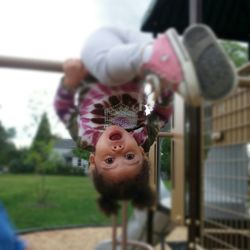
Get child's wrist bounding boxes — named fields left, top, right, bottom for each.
left=61, top=77, right=80, bottom=92
left=63, top=77, right=81, bottom=90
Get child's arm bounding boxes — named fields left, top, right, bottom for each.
left=152, top=89, right=173, bottom=126
left=147, top=89, right=174, bottom=143
left=54, top=59, right=87, bottom=141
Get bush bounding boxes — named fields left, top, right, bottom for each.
left=55, top=163, right=85, bottom=176
left=8, top=142, right=86, bottom=176
left=9, top=159, right=35, bottom=173
left=9, top=158, right=85, bottom=176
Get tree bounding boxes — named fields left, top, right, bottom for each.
left=28, top=112, right=55, bottom=206
left=30, top=112, right=54, bottom=172
left=222, top=41, right=248, bottom=68
left=32, top=113, right=53, bottom=148
left=0, top=122, right=17, bottom=168
left=73, top=147, right=90, bottom=161
left=9, top=147, right=36, bottom=173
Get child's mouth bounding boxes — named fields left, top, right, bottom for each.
left=109, top=132, right=122, bottom=141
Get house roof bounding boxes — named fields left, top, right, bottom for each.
left=141, top=0, right=250, bottom=42
left=54, top=139, right=76, bottom=149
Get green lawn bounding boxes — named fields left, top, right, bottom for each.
left=0, top=174, right=113, bottom=231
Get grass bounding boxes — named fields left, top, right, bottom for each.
left=0, top=174, right=114, bottom=231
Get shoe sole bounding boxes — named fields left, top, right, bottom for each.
left=166, top=28, right=201, bottom=106
left=183, top=24, right=237, bottom=102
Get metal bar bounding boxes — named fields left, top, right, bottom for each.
left=189, top=0, right=203, bottom=24
left=0, top=55, right=63, bottom=73
left=121, top=201, right=128, bottom=250
left=205, top=204, right=250, bottom=220
left=112, top=215, right=117, bottom=250
left=146, top=209, right=153, bottom=245
left=0, top=55, right=98, bottom=82
left=204, top=233, right=237, bottom=249
left=187, top=0, right=203, bottom=249
left=204, top=229, right=250, bottom=237
left=248, top=41, right=250, bottom=62
left=158, top=131, right=183, bottom=139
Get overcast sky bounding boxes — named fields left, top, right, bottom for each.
left=0, top=0, right=152, bottom=147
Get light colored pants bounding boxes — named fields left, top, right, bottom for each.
left=81, top=27, right=153, bottom=86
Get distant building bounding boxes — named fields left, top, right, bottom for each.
left=0, top=166, right=9, bottom=174
left=53, top=139, right=89, bottom=174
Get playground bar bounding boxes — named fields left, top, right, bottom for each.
left=0, top=56, right=63, bottom=73
left=0, top=55, right=250, bottom=88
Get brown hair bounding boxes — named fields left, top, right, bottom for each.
left=91, top=157, right=155, bottom=216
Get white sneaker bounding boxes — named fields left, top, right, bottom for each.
left=142, top=24, right=237, bottom=106
left=183, top=24, right=237, bottom=104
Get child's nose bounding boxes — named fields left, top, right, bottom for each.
left=112, top=145, right=124, bottom=151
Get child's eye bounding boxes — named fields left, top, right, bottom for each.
left=105, top=157, right=114, bottom=164
left=125, top=153, right=135, bottom=160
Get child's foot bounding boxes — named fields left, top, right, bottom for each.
left=182, top=24, right=237, bottom=103
left=142, top=24, right=237, bottom=106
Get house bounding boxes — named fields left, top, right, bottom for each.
left=53, top=139, right=89, bottom=174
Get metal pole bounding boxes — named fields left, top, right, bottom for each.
left=189, top=0, right=202, bottom=24
left=112, top=215, right=118, bottom=250
left=121, top=201, right=128, bottom=250
left=0, top=55, right=63, bottom=73
left=0, top=55, right=98, bottom=82
left=187, top=0, right=203, bottom=249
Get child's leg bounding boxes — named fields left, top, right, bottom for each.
left=142, top=24, right=237, bottom=106
left=81, top=27, right=153, bottom=86
left=81, top=25, right=237, bottom=105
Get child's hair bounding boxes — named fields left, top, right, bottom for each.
left=91, top=157, right=156, bottom=216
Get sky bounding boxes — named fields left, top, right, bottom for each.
left=0, top=0, right=152, bottom=147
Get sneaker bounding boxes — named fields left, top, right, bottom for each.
left=142, top=24, right=237, bottom=106
left=142, top=28, right=200, bottom=105
left=183, top=24, right=237, bottom=103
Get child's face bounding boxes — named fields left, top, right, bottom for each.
left=89, top=125, right=144, bottom=183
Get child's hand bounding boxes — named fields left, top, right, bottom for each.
left=63, top=59, right=88, bottom=89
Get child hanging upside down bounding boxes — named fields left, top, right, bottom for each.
left=54, top=24, right=237, bottom=216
